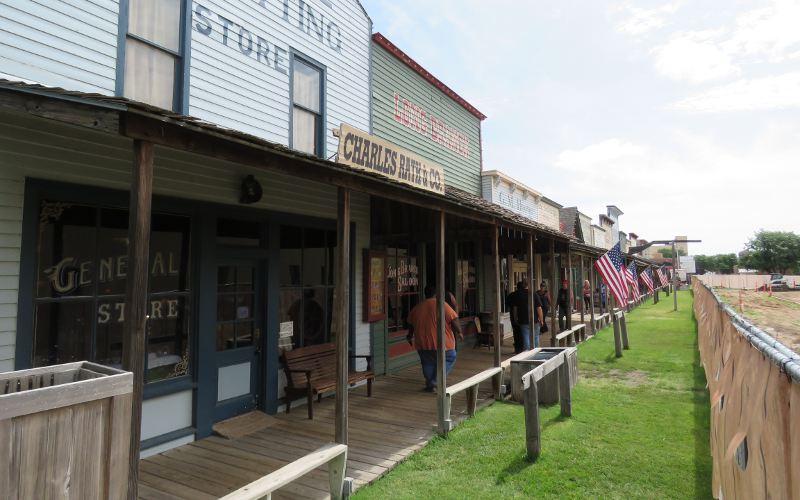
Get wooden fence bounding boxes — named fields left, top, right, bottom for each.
left=693, top=279, right=800, bottom=500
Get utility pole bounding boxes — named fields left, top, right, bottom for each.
left=672, top=241, right=678, bottom=312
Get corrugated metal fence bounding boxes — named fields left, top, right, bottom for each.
left=693, top=279, right=800, bottom=499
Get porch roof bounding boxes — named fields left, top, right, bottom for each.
left=0, top=79, right=568, bottom=241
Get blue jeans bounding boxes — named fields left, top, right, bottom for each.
left=519, top=324, right=532, bottom=351
left=533, top=322, right=541, bottom=348
left=418, top=349, right=457, bottom=387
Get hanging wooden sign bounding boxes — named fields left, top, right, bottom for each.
left=337, top=123, right=445, bottom=195
left=363, top=249, right=387, bottom=322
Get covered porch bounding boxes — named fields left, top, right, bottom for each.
left=138, top=343, right=516, bottom=499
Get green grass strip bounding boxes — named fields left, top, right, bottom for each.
left=354, top=293, right=712, bottom=500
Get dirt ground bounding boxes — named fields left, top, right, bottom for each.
left=716, top=289, right=800, bottom=352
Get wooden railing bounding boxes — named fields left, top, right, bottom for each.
left=443, top=366, right=503, bottom=428
left=612, top=310, right=630, bottom=357
left=555, top=323, right=587, bottom=347
left=219, top=443, right=349, bottom=500
left=520, top=350, right=573, bottom=461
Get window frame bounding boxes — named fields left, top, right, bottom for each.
left=289, top=50, right=327, bottom=158
left=115, top=0, right=191, bottom=113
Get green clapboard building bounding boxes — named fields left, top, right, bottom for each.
left=369, top=33, right=488, bottom=374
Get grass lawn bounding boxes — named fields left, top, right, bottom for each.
left=354, top=292, right=712, bottom=500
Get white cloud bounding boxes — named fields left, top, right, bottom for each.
left=616, top=2, right=680, bottom=35
left=652, top=31, right=740, bottom=84
left=725, top=0, right=800, bottom=63
left=671, top=72, right=800, bottom=113
left=555, top=138, right=647, bottom=174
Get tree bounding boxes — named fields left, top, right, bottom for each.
left=658, top=247, right=685, bottom=259
left=740, top=230, right=800, bottom=274
left=695, top=254, right=738, bottom=274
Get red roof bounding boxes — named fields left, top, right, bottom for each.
left=372, top=33, right=487, bottom=121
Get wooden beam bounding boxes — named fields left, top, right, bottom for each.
left=566, top=248, right=573, bottom=330
left=435, top=210, right=449, bottom=435
left=492, top=225, right=502, bottom=399
left=335, top=188, right=350, bottom=445
left=589, top=258, right=596, bottom=335
left=550, top=241, right=557, bottom=344
left=121, top=113, right=503, bottom=226
left=579, top=256, right=585, bottom=326
left=122, top=139, right=153, bottom=499
left=527, top=233, right=536, bottom=348
left=0, top=87, right=120, bottom=134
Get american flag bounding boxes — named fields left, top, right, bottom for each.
left=595, top=243, right=627, bottom=305
left=626, top=262, right=641, bottom=300
left=640, top=268, right=654, bottom=293
left=656, top=266, right=669, bottom=288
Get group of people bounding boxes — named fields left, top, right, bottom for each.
left=404, top=278, right=609, bottom=391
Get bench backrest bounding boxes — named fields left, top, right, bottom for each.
left=283, top=343, right=337, bottom=387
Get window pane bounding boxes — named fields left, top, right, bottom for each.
left=217, top=219, right=261, bottom=247
left=124, top=37, right=176, bottom=110
left=146, top=295, right=190, bottom=381
left=279, top=288, right=303, bottom=349
left=301, top=288, right=326, bottom=346
left=293, top=59, right=321, bottom=112
left=96, top=299, right=124, bottom=368
left=33, top=301, right=93, bottom=366
left=303, top=228, right=326, bottom=286
left=37, top=203, right=97, bottom=298
left=292, top=107, right=317, bottom=155
left=97, top=209, right=128, bottom=296
left=280, top=226, right=303, bottom=286
left=129, top=0, right=182, bottom=51
left=149, top=214, right=191, bottom=293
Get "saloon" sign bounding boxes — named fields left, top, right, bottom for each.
left=336, top=123, right=446, bottom=195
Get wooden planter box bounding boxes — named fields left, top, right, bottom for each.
left=510, top=347, right=578, bottom=403
left=0, top=361, right=133, bottom=499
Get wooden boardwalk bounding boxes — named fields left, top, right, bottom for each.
left=138, top=344, right=515, bottom=499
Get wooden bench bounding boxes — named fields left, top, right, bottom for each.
left=282, top=343, right=374, bottom=419
left=572, top=323, right=586, bottom=342
left=444, top=366, right=503, bottom=427
left=555, top=329, right=574, bottom=347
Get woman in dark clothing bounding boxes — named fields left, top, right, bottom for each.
left=557, top=280, right=570, bottom=332
left=536, top=281, right=551, bottom=318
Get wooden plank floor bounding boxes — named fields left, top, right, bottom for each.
left=138, top=344, right=516, bottom=499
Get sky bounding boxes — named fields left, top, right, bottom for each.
left=361, top=0, right=800, bottom=255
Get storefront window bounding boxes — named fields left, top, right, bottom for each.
left=455, top=242, right=477, bottom=317
left=278, top=226, right=336, bottom=349
left=387, top=246, right=419, bottom=332
left=33, top=201, right=191, bottom=383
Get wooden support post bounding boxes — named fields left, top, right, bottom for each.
left=620, top=314, right=630, bottom=350
left=549, top=241, right=557, bottom=345
left=613, top=314, right=623, bottom=358
left=335, top=188, right=350, bottom=446
left=466, top=386, right=478, bottom=416
left=559, top=357, right=572, bottom=417
left=436, top=211, right=450, bottom=435
left=579, top=255, right=585, bottom=327
left=589, top=259, right=596, bottom=335
left=122, top=140, right=153, bottom=499
left=566, top=248, right=573, bottom=330
left=523, top=374, right=541, bottom=461
left=328, top=448, right=347, bottom=500
left=492, top=224, right=502, bottom=399
left=527, top=233, right=536, bottom=348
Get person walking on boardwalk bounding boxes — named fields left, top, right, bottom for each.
left=557, top=279, right=571, bottom=332
left=509, top=279, right=544, bottom=351
left=582, top=279, right=592, bottom=312
left=406, top=284, right=463, bottom=392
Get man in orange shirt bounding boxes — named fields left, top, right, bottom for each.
left=406, top=284, right=463, bottom=392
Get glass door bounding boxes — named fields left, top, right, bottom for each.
left=213, top=260, right=263, bottom=422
